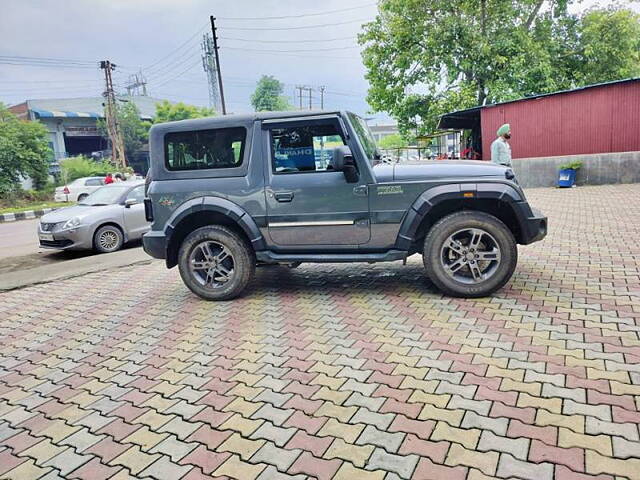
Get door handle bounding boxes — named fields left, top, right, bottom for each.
left=274, top=191, right=294, bottom=202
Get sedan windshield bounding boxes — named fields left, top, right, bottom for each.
left=79, top=186, right=128, bottom=206
left=347, top=112, right=381, bottom=165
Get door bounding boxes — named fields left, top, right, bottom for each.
left=265, top=120, right=370, bottom=246
left=122, top=185, right=149, bottom=239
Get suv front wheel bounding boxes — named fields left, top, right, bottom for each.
left=178, top=225, right=256, bottom=301
left=423, top=211, right=517, bottom=297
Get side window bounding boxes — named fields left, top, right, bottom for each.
left=165, top=127, right=246, bottom=171
left=85, top=178, right=103, bottom=186
left=126, top=186, right=145, bottom=203
left=270, top=123, right=345, bottom=173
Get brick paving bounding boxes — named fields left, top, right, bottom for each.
left=0, top=184, right=639, bottom=480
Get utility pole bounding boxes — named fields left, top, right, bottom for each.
left=307, top=86, right=312, bottom=110
left=295, top=86, right=313, bottom=110
left=100, top=60, right=127, bottom=169
left=319, top=85, right=326, bottom=109
left=210, top=16, right=227, bottom=114
left=201, top=33, right=221, bottom=112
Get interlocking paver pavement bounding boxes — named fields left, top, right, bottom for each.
left=0, top=184, right=639, bottom=480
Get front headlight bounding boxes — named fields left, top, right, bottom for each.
left=62, top=217, right=81, bottom=230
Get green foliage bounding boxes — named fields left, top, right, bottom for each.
left=0, top=103, right=50, bottom=197
left=378, top=133, right=409, bottom=149
left=154, top=100, right=216, bottom=123
left=97, top=101, right=149, bottom=159
left=250, top=75, right=293, bottom=112
left=559, top=161, right=583, bottom=170
left=59, top=156, right=112, bottom=183
left=359, top=1, right=640, bottom=136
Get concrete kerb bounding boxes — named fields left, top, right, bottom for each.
left=0, top=208, right=58, bottom=223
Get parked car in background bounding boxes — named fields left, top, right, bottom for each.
left=39, top=181, right=149, bottom=253
left=54, top=176, right=105, bottom=202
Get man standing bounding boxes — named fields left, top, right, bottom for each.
left=491, top=124, right=512, bottom=167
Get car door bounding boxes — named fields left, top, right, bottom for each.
left=264, top=118, right=370, bottom=247
left=122, top=185, right=149, bottom=239
left=85, top=177, right=104, bottom=195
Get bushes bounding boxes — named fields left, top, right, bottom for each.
left=60, top=156, right=112, bottom=183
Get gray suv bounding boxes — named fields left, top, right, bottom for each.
left=143, top=111, right=546, bottom=300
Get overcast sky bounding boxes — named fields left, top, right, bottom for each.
left=0, top=0, right=637, bottom=124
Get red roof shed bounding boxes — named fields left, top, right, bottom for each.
left=439, top=78, right=640, bottom=160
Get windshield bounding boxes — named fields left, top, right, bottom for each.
left=347, top=112, right=381, bottom=165
left=79, top=186, right=129, bottom=206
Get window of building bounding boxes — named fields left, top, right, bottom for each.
left=165, top=127, right=246, bottom=171
left=270, top=124, right=345, bottom=173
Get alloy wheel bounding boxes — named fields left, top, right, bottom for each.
left=440, top=227, right=502, bottom=284
left=189, top=240, right=235, bottom=289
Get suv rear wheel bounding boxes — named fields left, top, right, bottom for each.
left=178, top=225, right=255, bottom=301
left=423, top=211, right=517, bottom=297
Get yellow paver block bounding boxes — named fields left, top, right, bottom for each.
left=586, top=450, right=640, bottom=479
left=324, top=438, right=374, bottom=467
left=587, top=368, right=630, bottom=383
left=431, top=422, right=480, bottom=449
left=318, top=418, right=365, bottom=443
left=418, top=403, right=464, bottom=425
left=548, top=346, right=584, bottom=359
left=500, top=378, right=541, bottom=396
left=38, top=420, right=81, bottom=442
left=226, top=384, right=263, bottom=400
left=471, top=354, right=508, bottom=369
left=332, top=462, right=385, bottom=480
left=611, top=381, right=640, bottom=396
left=314, top=402, right=358, bottom=422
left=230, top=371, right=264, bottom=386
left=219, top=414, right=264, bottom=436
left=149, top=381, right=182, bottom=397
left=486, top=366, right=524, bottom=382
left=122, top=426, right=168, bottom=451
left=310, top=361, right=342, bottom=377
left=392, top=363, right=429, bottom=380
left=2, top=458, right=50, bottom=480
left=536, top=410, right=584, bottom=433
left=213, top=454, right=266, bottom=480
left=310, top=373, right=347, bottom=390
left=566, top=356, right=604, bottom=369
left=312, top=387, right=351, bottom=405
left=56, top=405, right=90, bottom=424
left=68, top=391, right=99, bottom=408
left=222, top=397, right=264, bottom=417
left=21, top=440, right=66, bottom=465
left=133, top=410, right=174, bottom=430
left=517, top=393, right=562, bottom=413
left=558, top=429, right=613, bottom=456
left=468, top=468, right=501, bottom=480
left=385, top=352, right=419, bottom=367
left=445, top=443, right=499, bottom=476
left=109, top=445, right=161, bottom=474
left=142, top=394, right=178, bottom=412
left=217, top=433, right=265, bottom=460
left=156, top=370, right=187, bottom=384
left=234, top=360, right=262, bottom=373
left=401, top=378, right=439, bottom=394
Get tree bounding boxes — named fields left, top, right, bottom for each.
left=154, top=100, right=215, bottom=123
left=378, top=133, right=409, bottom=150
left=97, top=101, right=149, bottom=160
left=0, top=103, right=50, bottom=196
left=250, top=75, right=293, bottom=112
left=358, top=1, right=640, bottom=135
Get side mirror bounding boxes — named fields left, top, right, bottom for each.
left=124, top=198, right=138, bottom=208
left=332, top=146, right=359, bottom=183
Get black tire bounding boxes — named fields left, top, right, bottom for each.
left=423, top=211, right=517, bottom=297
left=178, top=225, right=255, bottom=301
left=93, top=225, right=124, bottom=253
left=77, top=193, right=88, bottom=202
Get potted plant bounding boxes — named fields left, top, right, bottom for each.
left=557, top=161, right=582, bottom=188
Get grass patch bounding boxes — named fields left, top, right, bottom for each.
left=0, top=201, right=73, bottom=215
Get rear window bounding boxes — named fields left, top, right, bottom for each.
left=164, top=127, right=246, bottom=171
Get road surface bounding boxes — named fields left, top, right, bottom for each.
left=0, top=218, right=43, bottom=259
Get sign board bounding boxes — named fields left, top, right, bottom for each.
left=65, top=126, right=100, bottom=137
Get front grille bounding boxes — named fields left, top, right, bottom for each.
left=40, top=239, right=73, bottom=248
left=40, top=222, right=58, bottom=232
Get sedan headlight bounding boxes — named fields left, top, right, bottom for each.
left=62, top=217, right=81, bottom=230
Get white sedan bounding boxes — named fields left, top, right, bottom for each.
left=54, top=176, right=105, bottom=202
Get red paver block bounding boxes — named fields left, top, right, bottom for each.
left=2, top=430, right=42, bottom=454
left=529, top=440, right=584, bottom=471
left=555, top=465, right=614, bottom=480
left=187, top=425, right=233, bottom=450
left=288, top=451, right=342, bottom=480
left=612, top=405, right=640, bottom=423
left=368, top=371, right=404, bottom=389
left=284, top=395, right=323, bottom=414
left=284, top=410, right=327, bottom=434
left=198, top=391, right=234, bottom=410
left=507, top=419, right=558, bottom=445
left=388, top=416, right=435, bottom=440
left=282, top=381, right=321, bottom=398
left=380, top=398, right=422, bottom=418
left=0, top=449, right=27, bottom=475
left=588, top=390, right=635, bottom=410
left=68, top=457, right=122, bottom=480
left=285, top=430, right=333, bottom=457
left=180, top=446, right=231, bottom=474
left=490, top=402, right=536, bottom=424
left=85, top=437, right=130, bottom=462
left=399, top=433, right=449, bottom=463
left=412, top=457, right=467, bottom=480
left=190, top=407, right=234, bottom=427
left=475, top=385, right=518, bottom=405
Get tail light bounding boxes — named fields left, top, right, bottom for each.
left=63, top=186, right=70, bottom=194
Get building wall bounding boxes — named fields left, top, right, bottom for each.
left=481, top=81, right=640, bottom=159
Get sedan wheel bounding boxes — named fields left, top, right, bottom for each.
left=94, top=225, right=124, bottom=253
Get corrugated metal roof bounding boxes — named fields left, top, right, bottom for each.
left=24, top=95, right=165, bottom=120
left=439, top=77, right=640, bottom=128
